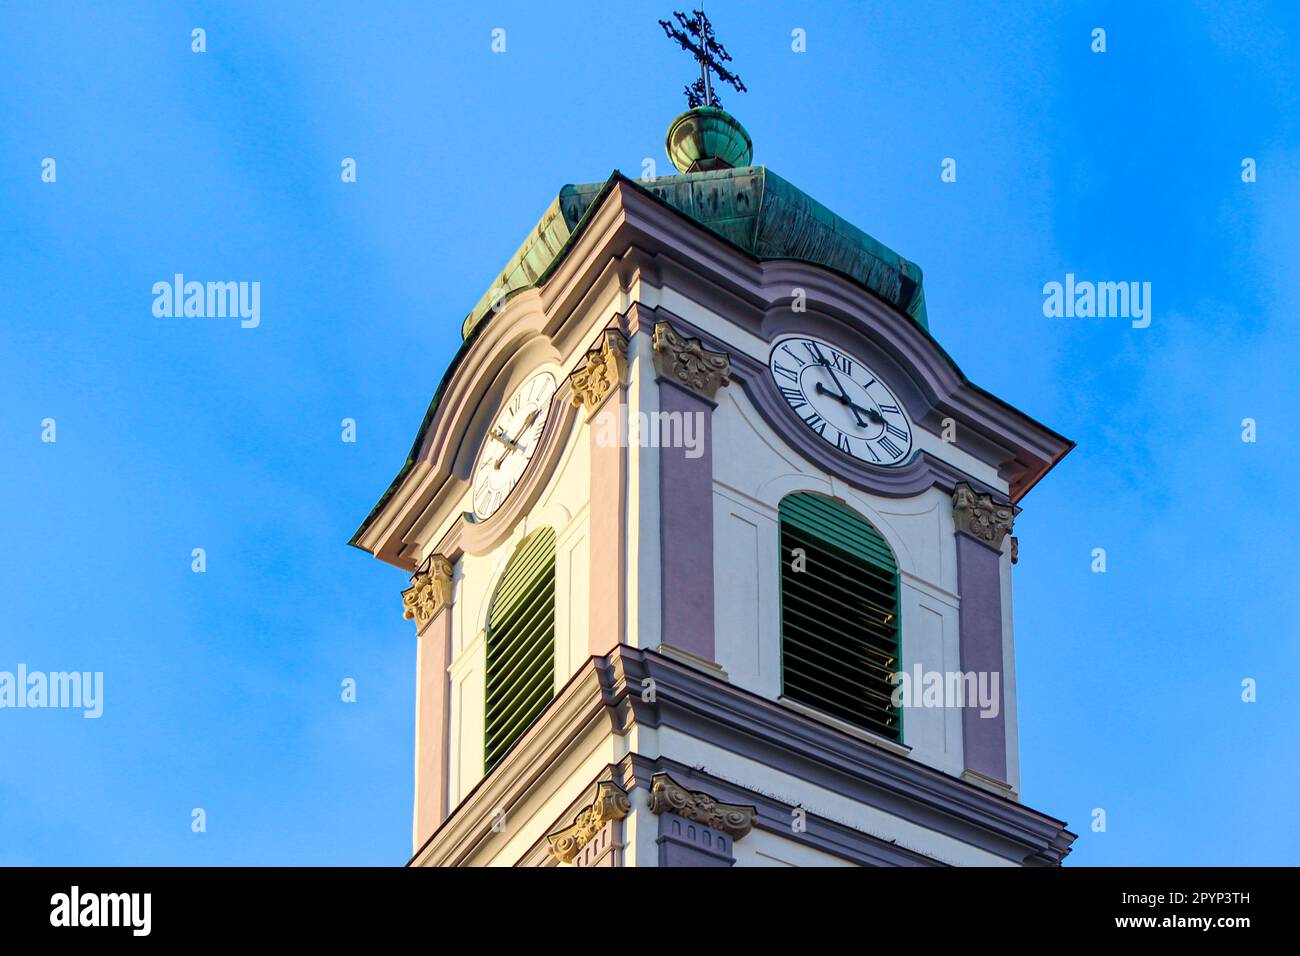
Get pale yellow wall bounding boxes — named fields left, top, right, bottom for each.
left=442, top=414, right=595, bottom=808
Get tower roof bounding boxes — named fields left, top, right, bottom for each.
left=460, top=165, right=928, bottom=340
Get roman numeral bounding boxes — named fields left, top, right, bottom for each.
left=802, top=412, right=827, bottom=435
left=836, top=434, right=853, bottom=454
left=877, top=436, right=903, bottom=459
left=878, top=403, right=900, bottom=415
left=780, top=344, right=808, bottom=366
left=773, top=363, right=799, bottom=383
left=885, top=422, right=908, bottom=441
left=830, top=350, right=854, bottom=375
left=779, top=386, right=807, bottom=409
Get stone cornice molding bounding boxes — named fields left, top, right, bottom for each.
left=651, top=320, right=731, bottom=400
left=401, top=554, right=453, bottom=631
left=356, top=183, right=1072, bottom=567
left=545, top=781, right=631, bottom=863
left=952, top=482, right=1016, bottom=550
left=569, top=329, right=629, bottom=416
left=411, top=644, right=1075, bottom=867
left=648, top=772, right=757, bottom=841
left=603, top=646, right=1075, bottom=866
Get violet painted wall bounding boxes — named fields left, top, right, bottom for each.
left=658, top=380, right=716, bottom=662
left=955, top=532, right=1008, bottom=783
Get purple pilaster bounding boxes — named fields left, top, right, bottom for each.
left=954, top=532, right=1008, bottom=784
left=657, top=812, right=735, bottom=867
left=658, top=378, right=716, bottom=662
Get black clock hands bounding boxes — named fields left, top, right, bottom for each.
left=813, top=382, right=886, bottom=427
left=807, top=343, right=869, bottom=428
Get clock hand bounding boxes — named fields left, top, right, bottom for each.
left=808, top=344, right=867, bottom=427
left=489, top=426, right=521, bottom=451
left=814, top=382, right=885, bottom=426
left=493, top=409, right=541, bottom=468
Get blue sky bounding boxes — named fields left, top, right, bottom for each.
left=1, top=1, right=1296, bottom=866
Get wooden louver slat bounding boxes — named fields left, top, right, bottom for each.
left=779, top=492, right=902, bottom=742
left=484, top=527, right=556, bottom=772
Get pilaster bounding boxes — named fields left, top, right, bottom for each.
left=404, top=554, right=455, bottom=850
left=951, top=484, right=1012, bottom=788
left=650, top=320, right=730, bottom=669
left=569, top=328, right=630, bottom=657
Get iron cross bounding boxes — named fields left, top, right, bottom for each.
left=659, top=9, right=747, bottom=109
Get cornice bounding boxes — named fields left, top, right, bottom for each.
left=603, top=646, right=1075, bottom=866
left=357, top=180, right=1072, bottom=563
left=408, top=655, right=615, bottom=868
left=411, top=643, right=1075, bottom=868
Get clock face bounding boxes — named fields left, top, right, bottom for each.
left=472, top=371, right=557, bottom=520
left=768, top=336, right=913, bottom=467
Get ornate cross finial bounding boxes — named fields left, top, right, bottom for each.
left=659, top=9, right=747, bottom=109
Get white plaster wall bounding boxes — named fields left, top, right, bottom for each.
left=733, top=830, right=857, bottom=867
left=710, top=384, right=968, bottom=778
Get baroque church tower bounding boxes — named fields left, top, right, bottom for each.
left=353, top=96, right=1076, bottom=866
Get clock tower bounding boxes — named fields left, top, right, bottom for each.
left=352, top=98, right=1076, bottom=866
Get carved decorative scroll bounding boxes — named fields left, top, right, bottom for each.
left=952, top=483, right=1015, bottom=550
left=569, top=329, right=629, bottom=414
left=647, top=773, right=756, bottom=840
left=651, top=321, right=731, bottom=399
left=401, top=554, right=453, bottom=631
left=546, top=781, right=631, bottom=863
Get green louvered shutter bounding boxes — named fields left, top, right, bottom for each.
left=779, top=493, right=901, bottom=741
left=485, top=527, right=556, bottom=772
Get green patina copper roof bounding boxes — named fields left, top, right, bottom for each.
left=460, top=166, right=927, bottom=339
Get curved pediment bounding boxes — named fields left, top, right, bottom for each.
left=354, top=173, right=1072, bottom=567
left=351, top=289, right=579, bottom=567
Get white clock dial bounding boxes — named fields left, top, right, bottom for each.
left=768, top=336, right=913, bottom=467
left=471, top=371, right=557, bottom=520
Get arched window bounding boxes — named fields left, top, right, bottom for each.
left=779, top=492, right=901, bottom=742
left=484, top=527, right=556, bottom=772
